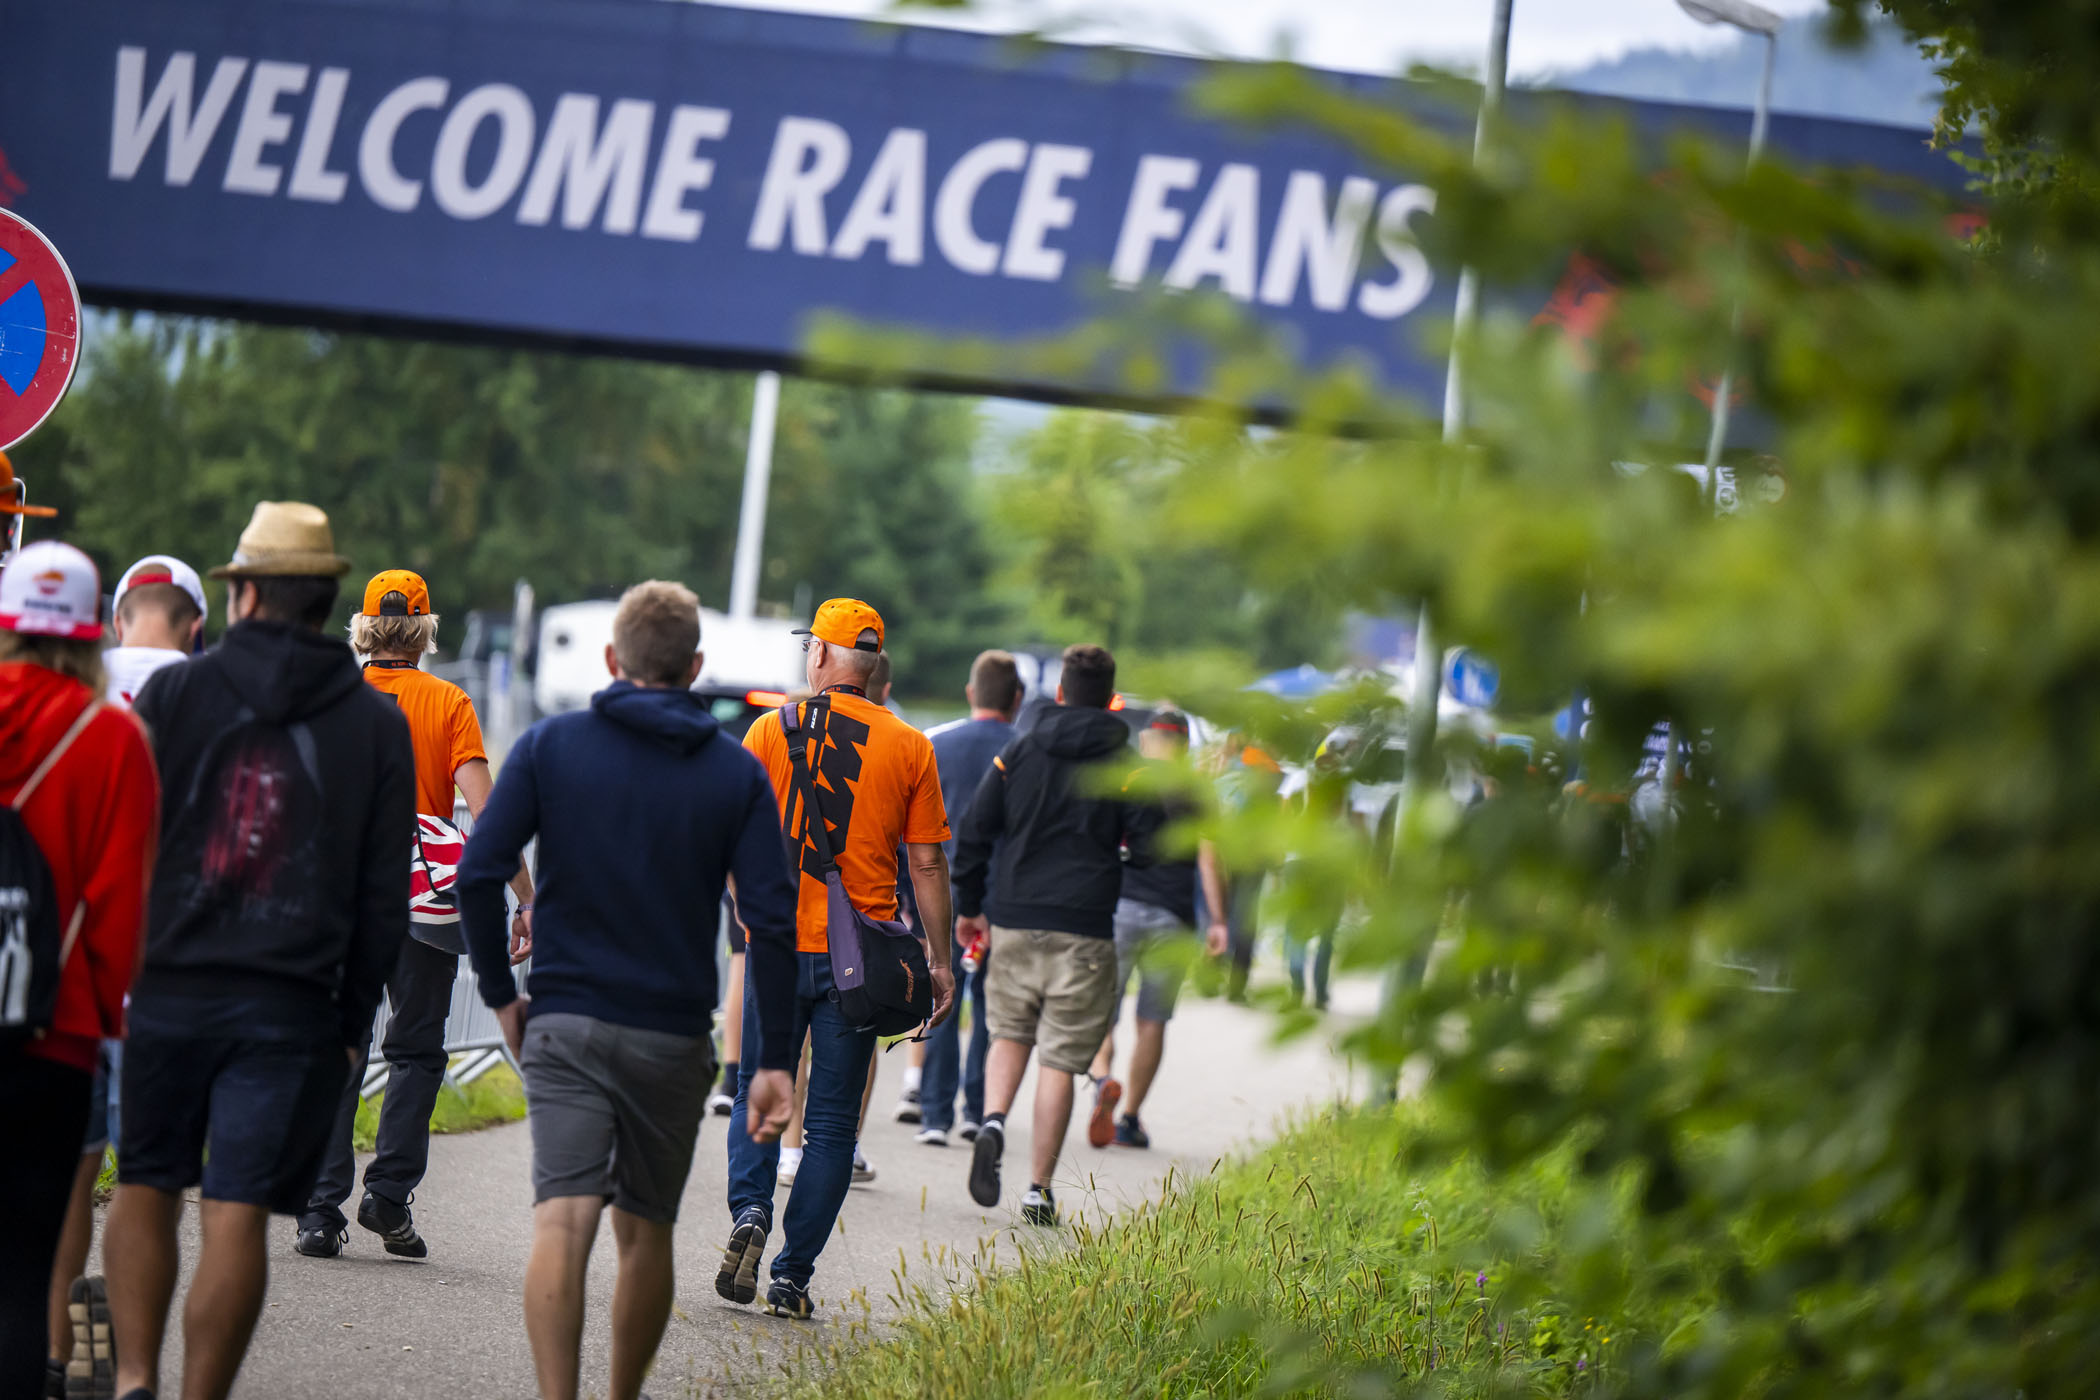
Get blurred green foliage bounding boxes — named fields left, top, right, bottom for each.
left=1054, top=11, right=2100, bottom=1393
left=793, top=7, right=2100, bottom=1394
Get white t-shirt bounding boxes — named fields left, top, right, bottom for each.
left=104, top=646, right=187, bottom=709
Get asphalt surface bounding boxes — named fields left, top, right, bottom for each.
left=92, top=978, right=1371, bottom=1399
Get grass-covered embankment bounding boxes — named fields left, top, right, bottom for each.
left=778, top=1107, right=1671, bottom=1398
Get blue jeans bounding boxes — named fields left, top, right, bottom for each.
left=918, top=940, right=986, bottom=1132
left=725, top=952, right=875, bottom=1291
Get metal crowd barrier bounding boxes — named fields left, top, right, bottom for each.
left=361, top=959, right=523, bottom=1099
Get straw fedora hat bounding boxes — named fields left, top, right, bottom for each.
left=208, top=501, right=352, bottom=579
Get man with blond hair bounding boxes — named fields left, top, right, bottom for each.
left=458, top=580, right=800, bottom=1400
left=298, top=570, right=534, bottom=1263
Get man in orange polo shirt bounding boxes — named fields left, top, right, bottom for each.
left=717, top=598, right=955, bottom=1320
left=296, top=570, right=534, bottom=1263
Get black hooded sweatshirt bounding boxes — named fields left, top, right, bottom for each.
left=952, top=704, right=1156, bottom=940
left=131, top=619, right=415, bottom=1048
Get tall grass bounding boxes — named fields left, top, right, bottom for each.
left=767, top=1107, right=1677, bottom=1399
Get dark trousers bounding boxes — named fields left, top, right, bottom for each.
left=0, top=1051, right=91, bottom=1396
left=304, top=938, right=456, bottom=1228
left=1224, top=873, right=1263, bottom=1001
left=919, top=939, right=987, bottom=1132
left=724, top=953, right=875, bottom=1290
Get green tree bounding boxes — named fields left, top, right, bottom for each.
left=17, top=321, right=1005, bottom=691
left=763, top=379, right=1006, bottom=690
left=990, top=407, right=1351, bottom=672
left=936, top=11, right=2100, bottom=1394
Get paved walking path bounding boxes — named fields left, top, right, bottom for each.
left=93, top=980, right=1372, bottom=1399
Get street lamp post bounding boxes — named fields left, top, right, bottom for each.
left=1399, top=0, right=1514, bottom=819
left=1678, top=0, right=1783, bottom=494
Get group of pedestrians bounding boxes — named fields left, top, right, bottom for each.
left=3, top=493, right=1245, bottom=1400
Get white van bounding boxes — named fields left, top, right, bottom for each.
left=532, top=600, right=619, bottom=715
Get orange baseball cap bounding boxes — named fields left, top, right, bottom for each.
left=361, top=569, right=432, bottom=618
left=795, top=597, right=884, bottom=652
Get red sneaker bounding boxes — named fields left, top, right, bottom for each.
left=1086, top=1077, right=1122, bottom=1149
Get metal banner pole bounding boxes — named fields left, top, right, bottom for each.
left=1401, top=0, right=1513, bottom=815
left=728, top=371, right=781, bottom=622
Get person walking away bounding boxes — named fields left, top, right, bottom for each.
left=40, top=553, right=200, bottom=1397
left=952, top=644, right=1154, bottom=1227
left=456, top=581, right=800, bottom=1400
left=721, top=598, right=955, bottom=1320
left=102, top=502, right=415, bottom=1400
left=102, top=556, right=206, bottom=706
left=1216, top=739, right=1283, bottom=1002
left=0, top=542, right=159, bottom=1400
left=706, top=897, right=744, bottom=1119
left=847, top=650, right=913, bottom=1184
left=1085, top=709, right=1229, bottom=1150
left=909, top=650, right=1024, bottom=1147
left=1281, top=728, right=1361, bottom=1011
left=297, top=570, right=535, bottom=1261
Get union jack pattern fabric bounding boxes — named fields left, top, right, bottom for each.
left=410, top=812, right=465, bottom=925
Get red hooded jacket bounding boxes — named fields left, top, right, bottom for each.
left=1, top=661, right=160, bottom=1073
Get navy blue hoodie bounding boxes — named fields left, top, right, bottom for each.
left=458, top=681, right=799, bottom=1069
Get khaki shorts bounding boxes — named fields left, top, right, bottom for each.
left=984, top=925, right=1121, bottom=1074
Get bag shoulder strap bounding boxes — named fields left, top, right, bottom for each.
left=779, top=700, right=841, bottom=875
left=12, top=699, right=102, bottom=812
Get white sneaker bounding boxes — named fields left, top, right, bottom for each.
left=958, top=1120, right=981, bottom=1142
left=892, top=1089, right=923, bottom=1124
left=776, top=1146, right=802, bottom=1187
left=706, top=1088, right=734, bottom=1117
left=915, top=1125, right=949, bottom=1147
left=851, top=1146, right=877, bottom=1185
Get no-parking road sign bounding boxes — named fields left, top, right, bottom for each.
left=0, top=209, right=82, bottom=452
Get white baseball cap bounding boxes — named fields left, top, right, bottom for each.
left=0, top=540, right=103, bottom=640
left=115, top=553, right=208, bottom=623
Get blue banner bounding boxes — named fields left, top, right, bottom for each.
left=0, top=0, right=1964, bottom=409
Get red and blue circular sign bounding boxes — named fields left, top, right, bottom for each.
left=0, top=209, right=82, bottom=453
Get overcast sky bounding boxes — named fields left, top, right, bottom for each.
left=707, top=0, right=1836, bottom=78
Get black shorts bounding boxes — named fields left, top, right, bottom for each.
left=118, top=1031, right=348, bottom=1214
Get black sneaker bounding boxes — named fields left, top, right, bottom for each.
left=967, top=1120, right=1004, bottom=1207
left=715, top=1206, right=769, bottom=1305
left=1113, top=1114, right=1151, bottom=1149
left=66, top=1274, right=115, bottom=1399
left=1021, top=1185, right=1058, bottom=1227
left=293, top=1220, right=346, bottom=1258
left=357, top=1192, right=427, bottom=1259
left=46, top=1359, right=65, bottom=1400
left=763, top=1277, right=815, bottom=1320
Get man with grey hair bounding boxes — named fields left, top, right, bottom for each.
left=458, top=580, right=800, bottom=1400
left=722, top=598, right=956, bottom=1319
